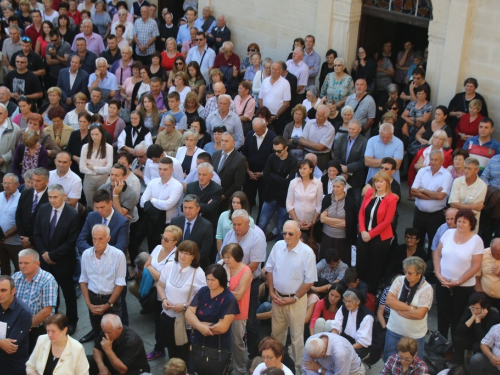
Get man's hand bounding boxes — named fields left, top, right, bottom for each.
left=113, top=180, right=125, bottom=195
left=42, top=252, right=56, bottom=265
left=492, top=265, right=500, bottom=277
left=98, top=363, right=111, bottom=375
left=89, top=304, right=109, bottom=315
left=101, top=333, right=114, bottom=353
left=65, top=97, right=72, bottom=105
left=132, top=169, right=144, bottom=179
left=303, top=359, right=321, bottom=372
left=20, top=236, right=31, bottom=248
left=0, top=338, right=18, bottom=354
left=489, top=354, right=500, bottom=367
left=95, top=69, right=101, bottom=78
left=341, top=164, right=348, bottom=173
left=0, top=157, right=4, bottom=166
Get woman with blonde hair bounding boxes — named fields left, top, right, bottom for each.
left=161, top=37, right=183, bottom=72
left=358, top=171, right=399, bottom=294
left=183, top=91, right=205, bottom=121
left=175, top=130, right=203, bottom=177
left=168, top=71, right=191, bottom=104
left=39, top=87, right=67, bottom=127
left=13, top=129, right=49, bottom=183
left=63, top=93, right=90, bottom=130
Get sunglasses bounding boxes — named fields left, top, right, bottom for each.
left=391, top=107, right=398, bottom=110
left=89, top=123, right=102, bottom=129
left=248, top=48, right=256, bottom=52
left=21, top=36, right=31, bottom=42
left=50, top=38, right=58, bottom=42
left=195, top=38, right=204, bottom=41
left=176, top=62, right=183, bottom=66
left=283, top=232, right=296, bottom=236
left=274, top=149, right=284, bottom=154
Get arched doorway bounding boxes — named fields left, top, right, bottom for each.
left=357, top=1, right=432, bottom=64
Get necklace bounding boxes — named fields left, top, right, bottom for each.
left=230, top=264, right=243, bottom=277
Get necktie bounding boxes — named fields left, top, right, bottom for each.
left=218, top=153, right=227, bottom=171
left=103, top=218, right=108, bottom=226
left=31, top=193, right=38, bottom=213
left=49, top=209, right=57, bottom=240
left=184, top=221, right=191, bottom=240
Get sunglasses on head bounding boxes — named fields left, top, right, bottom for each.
left=89, top=123, right=102, bottom=129
left=21, top=36, right=31, bottom=43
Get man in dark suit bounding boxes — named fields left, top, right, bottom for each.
left=171, top=194, right=213, bottom=269
left=333, top=119, right=367, bottom=205
left=33, top=184, right=80, bottom=334
left=207, top=15, right=230, bottom=52
left=212, top=132, right=247, bottom=212
left=15, top=167, right=49, bottom=250
left=57, top=54, right=89, bottom=110
left=77, top=189, right=130, bottom=343
left=241, top=118, right=276, bottom=219
left=185, top=162, right=222, bottom=230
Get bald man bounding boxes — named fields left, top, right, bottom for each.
left=204, top=81, right=236, bottom=117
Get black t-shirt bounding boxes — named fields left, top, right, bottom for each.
left=5, top=69, right=42, bottom=96
left=421, top=120, right=452, bottom=142
left=10, top=50, right=44, bottom=73
left=403, top=81, right=432, bottom=101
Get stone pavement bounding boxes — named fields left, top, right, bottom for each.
left=67, top=182, right=437, bottom=374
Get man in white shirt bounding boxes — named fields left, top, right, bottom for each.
left=411, top=149, right=453, bottom=252
left=265, top=220, right=317, bottom=371
left=286, top=48, right=309, bottom=98
left=143, top=144, right=183, bottom=184
left=140, top=156, right=183, bottom=249
left=111, top=9, right=134, bottom=44
left=186, top=31, right=215, bottom=84
left=48, top=151, right=82, bottom=208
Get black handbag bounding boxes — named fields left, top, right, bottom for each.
left=423, top=330, right=452, bottom=375
left=191, top=335, right=232, bottom=375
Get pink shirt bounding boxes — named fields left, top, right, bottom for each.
left=286, top=177, right=323, bottom=223
left=310, top=298, right=337, bottom=329
left=229, top=264, right=251, bottom=321
left=233, top=95, right=255, bottom=119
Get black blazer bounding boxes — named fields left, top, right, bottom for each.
left=241, top=129, right=276, bottom=172
left=186, top=180, right=223, bottom=230
left=171, top=215, right=213, bottom=270
left=212, top=149, right=247, bottom=210
left=33, top=203, right=79, bottom=276
left=15, top=188, right=49, bottom=244
left=332, top=133, right=367, bottom=188
left=321, top=193, right=358, bottom=243
left=207, top=26, right=231, bottom=52
left=57, top=67, right=89, bottom=103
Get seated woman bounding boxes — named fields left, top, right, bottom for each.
left=452, top=292, right=500, bottom=365
left=175, top=130, right=204, bottom=177
left=38, top=87, right=69, bottom=127
left=26, top=313, right=89, bottom=374
left=385, top=228, right=427, bottom=281
left=455, top=99, right=484, bottom=149
left=415, top=105, right=452, bottom=148
left=185, top=264, right=239, bottom=375
left=448, top=77, right=488, bottom=128
left=447, top=148, right=469, bottom=180
left=330, top=288, right=374, bottom=359
left=63, top=92, right=91, bottom=130
left=252, top=337, right=295, bottom=375
left=184, top=92, right=205, bottom=122
left=380, top=336, right=428, bottom=375
left=12, top=96, right=33, bottom=130
left=13, top=129, right=49, bottom=183
left=401, top=85, right=433, bottom=142
left=310, top=282, right=346, bottom=335
left=85, top=87, right=109, bottom=117
left=312, top=248, right=348, bottom=296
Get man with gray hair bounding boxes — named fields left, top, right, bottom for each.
left=45, top=29, right=72, bottom=89
left=183, top=152, right=221, bottom=186
left=302, top=332, right=365, bottom=375
left=365, top=123, right=404, bottom=183
left=222, top=208, right=267, bottom=361
left=79, top=224, right=126, bottom=343
left=33, top=183, right=80, bottom=334
left=241, top=117, right=276, bottom=217
left=130, top=143, right=148, bottom=193
left=205, top=94, right=244, bottom=148
left=57, top=54, right=90, bottom=109
left=2, top=24, right=21, bottom=73
left=87, top=57, right=118, bottom=100
left=88, top=313, right=150, bottom=375
left=265, top=220, right=317, bottom=370
left=186, top=161, right=223, bottom=229
left=207, top=15, right=231, bottom=52
left=12, top=248, right=58, bottom=352
left=412, top=149, right=453, bottom=252
left=344, top=78, right=376, bottom=134
left=0, top=173, right=22, bottom=276
left=449, top=157, right=487, bottom=232
left=71, top=18, right=105, bottom=57
left=171, top=194, right=213, bottom=269
left=286, top=47, right=309, bottom=99
left=299, top=105, right=335, bottom=171
left=67, top=37, right=98, bottom=75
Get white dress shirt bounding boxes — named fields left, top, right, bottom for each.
left=49, top=169, right=83, bottom=200
left=140, top=177, right=184, bottom=223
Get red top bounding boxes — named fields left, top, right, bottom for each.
left=37, top=36, right=49, bottom=58
left=229, top=264, right=251, bottom=321
left=103, top=117, right=118, bottom=143
left=309, top=299, right=337, bottom=329
left=161, top=51, right=183, bottom=71
left=68, top=10, right=82, bottom=26
left=456, top=113, right=484, bottom=149
left=52, top=0, right=61, bottom=10
left=25, top=24, right=43, bottom=49
left=213, top=52, right=241, bottom=72
left=359, top=189, right=398, bottom=241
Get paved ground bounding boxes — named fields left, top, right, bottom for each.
left=67, top=182, right=437, bottom=374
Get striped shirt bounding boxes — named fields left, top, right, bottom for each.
left=79, top=244, right=126, bottom=294
left=13, top=268, right=58, bottom=318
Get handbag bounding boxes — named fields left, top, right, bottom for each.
left=191, top=335, right=233, bottom=375
left=423, top=330, right=453, bottom=375
left=174, top=270, right=196, bottom=346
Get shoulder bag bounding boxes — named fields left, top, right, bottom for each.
left=191, top=335, right=233, bottom=375
left=174, top=269, right=196, bottom=345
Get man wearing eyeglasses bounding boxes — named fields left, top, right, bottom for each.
left=5, top=54, right=43, bottom=103
left=45, top=29, right=71, bottom=89
left=2, top=25, right=22, bottom=73
left=9, top=37, right=45, bottom=77
left=111, top=10, right=134, bottom=45
left=0, top=173, right=22, bottom=276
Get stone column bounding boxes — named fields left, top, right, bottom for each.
left=331, top=0, right=363, bottom=69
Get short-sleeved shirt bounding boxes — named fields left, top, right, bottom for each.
left=448, top=175, right=487, bottom=229
left=133, top=17, right=159, bottom=56
left=344, top=93, right=376, bottom=128
left=13, top=268, right=58, bottom=318
left=481, top=154, right=500, bottom=190
left=10, top=50, right=44, bottom=73
left=2, top=37, right=22, bottom=61
left=0, top=190, right=21, bottom=245
left=481, top=324, right=500, bottom=371
left=412, top=166, right=453, bottom=212
left=99, top=181, right=139, bottom=222
left=94, top=325, right=150, bottom=373
left=71, top=32, right=105, bottom=57
left=365, top=135, right=404, bottom=183
left=286, top=59, right=309, bottom=93
left=49, top=169, right=82, bottom=200
left=301, top=119, right=335, bottom=153
left=258, top=76, right=291, bottom=116
left=222, top=228, right=267, bottom=279
left=87, top=71, right=119, bottom=91
left=45, top=41, right=72, bottom=78
left=316, top=259, right=348, bottom=283
left=5, top=69, right=43, bottom=97
left=190, top=286, right=239, bottom=350
left=464, top=136, right=500, bottom=175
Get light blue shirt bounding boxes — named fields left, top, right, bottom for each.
left=365, top=135, right=404, bottom=183
left=432, top=223, right=451, bottom=251
left=184, top=168, right=221, bottom=185
left=0, top=190, right=20, bottom=245
left=88, top=71, right=119, bottom=91
left=194, top=17, right=215, bottom=33
left=177, top=23, right=193, bottom=45
left=205, top=110, right=244, bottom=149
left=222, top=227, right=266, bottom=279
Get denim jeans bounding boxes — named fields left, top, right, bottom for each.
left=257, top=200, right=288, bottom=241
left=383, top=329, right=425, bottom=362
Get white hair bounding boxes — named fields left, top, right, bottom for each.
left=3, top=173, right=18, bottom=183
left=82, top=18, right=92, bottom=26
left=18, top=248, right=39, bottom=262
left=92, top=224, right=110, bottom=237
left=95, top=57, right=109, bottom=68
left=284, top=220, right=301, bottom=232
left=134, top=143, right=148, bottom=153
left=252, top=117, right=266, bottom=127
left=101, top=314, right=122, bottom=329
left=120, top=45, right=132, bottom=54
left=379, top=123, right=394, bottom=134
left=231, top=209, right=249, bottom=221
left=197, top=162, right=213, bottom=174
left=47, top=184, right=65, bottom=195
left=305, top=337, right=325, bottom=357
left=304, top=153, right=317, bottom=163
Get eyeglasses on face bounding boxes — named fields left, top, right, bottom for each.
left=195, top=38, right=203, bottom=41
left=261, top=355, right=275, bottom=361
left=282, top=231, right=296, bottom=237
left=176, top=62, right=183, bottom=66
left=274, top=148, right=284, bottom=154
left=248, top=48, right=256, bottom=52
left=161, top=235, right=175, bottom=242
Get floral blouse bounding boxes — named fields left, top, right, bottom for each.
left=320, top=73, right=354, bottom=103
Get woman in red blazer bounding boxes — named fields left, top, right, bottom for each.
left=358, top=171, right=399, bottom=295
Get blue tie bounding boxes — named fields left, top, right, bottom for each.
left=103, top=218, right=108, bottom=226
left=31, top=193, right=38, bottom=213
left=184, top=221, right=191, bottom=240
left=49, top=209, right=57, bottom=240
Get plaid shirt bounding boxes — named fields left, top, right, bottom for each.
left=13, top=268, right=57, bottom=320
left=380, top=354, right=428, bottom=375
left=133, top=17, right=159, bottom=56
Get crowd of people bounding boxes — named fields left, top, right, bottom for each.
left=1, top=1, right=500, bottom=375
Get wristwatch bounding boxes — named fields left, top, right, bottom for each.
left=318, top=368, right=323, bottom=374
left=294, top=295, right=300, bottom=303
left=107, top=301, right=114, bottom=308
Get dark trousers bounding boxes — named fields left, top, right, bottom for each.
left=313, top=152, right=331, bottom=172
left=29, top=324, right=46, bottom=354
left=44, top=74, right=58, bottom=91
left=53, top=272, right=78, bottom=325
left=128, top=205, right=144, bottom=262
left=158, top=312, right=191, bottom=365
left=320, top=234, right=351, bottom=266
left=453, top=331, right=481, bottom=364
left=247, top=277, right=260, bottom=359
left=153, top=300, right=163, bottom=352
left=0, top=243, right=23, bottom=275
left=470, top=353, right=500, bottom=374
left=88, top=291, right=122, bottom=339
left=87, top=354, right=145, bottom=375
left=413, top=207, right=445, bottom=255
left=120, top=278, right=129, bottom=326
left=242, top=175, right=264, bottom=219
left=134, top=53, right=151, bottom=66
left=436, top=283, right=474, bottom=339
left=356, top=235, right=392, bottom=295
